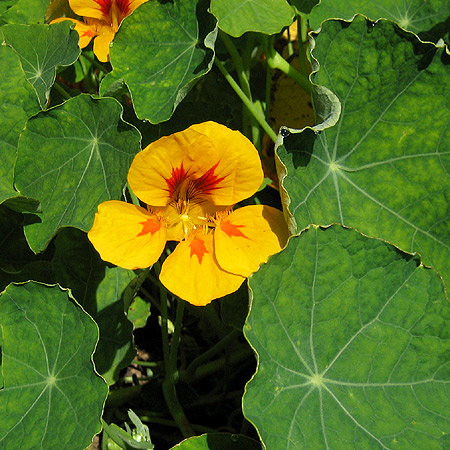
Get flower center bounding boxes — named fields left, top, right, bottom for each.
left=163, top=199, right=210, bottom=241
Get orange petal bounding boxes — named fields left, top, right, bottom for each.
left=214, top=205, right=289, bottom=277
left=128, top=122, right=264, bottom=207
left=88, top=200, right=166, bottom=270
left=69, top=0, right=109, bottom=20
left=159, top=233, right=245, bottom=306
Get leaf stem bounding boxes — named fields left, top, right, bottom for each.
left=179, top=329, right=241, bottom=383
left=262, top=36, right=312, bottom=94
left=214, top=58, right=277, bottom=143
left=53, top=82, right=72, bottom=100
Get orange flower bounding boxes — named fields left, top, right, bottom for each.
left=52, top=0, right=148, bottom=62
left=88, top=122, right=289, bottom=305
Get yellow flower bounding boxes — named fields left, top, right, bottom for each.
left=88, top=122, right=289, bottom=305
left=52, top=0, right=148, bottom=62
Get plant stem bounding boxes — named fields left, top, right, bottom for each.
left=262, top=37, right=312, bottom=94
left=157, top=279, right=194, bottom=438
left=53, top=82, right=71, bottom=100
left=215, top=58, right=277, bottom=143
left=297, top=14, right=309, bottom=78
left=180, top=329, right=241, bottom=383
left=82, top=51, right=109, bottom=74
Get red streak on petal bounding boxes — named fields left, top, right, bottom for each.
left=94, top=0, right=112, bottom=16
left=165, top=163, right=188, bottom=197
left=189, top=238, right=209, bottom=264
left=137, top=217, right=161, bottom=237
left=116, top=0, right=131, bottom=16
left=221, top=220, right=249, bottom=239
left=193, top=162, right=226, bottom=195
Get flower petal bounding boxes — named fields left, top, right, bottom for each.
left=128, top=121, right=263, bottom=207
left=92, top=30, right=115, bottom=61
left=214, top=205, right=289, bottom=277
left=159, top=233, right=245, bottom=306
left=88, top=200, right=166, bottom=270
left=69, top=0, right=109, bottom=20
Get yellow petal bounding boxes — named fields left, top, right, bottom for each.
left=69, top=0, right=108, bottom=20
left=92, top=30, right=115, bottom=62
left=159, top=233, right=245, bottom=306
left=128, top=121, right=264, bottom=207
left=214, top=205, right=289, bottom=277
left=88, top=200, right=166, bottom=270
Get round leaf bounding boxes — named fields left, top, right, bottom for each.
left=171, top=433, right=262, bottom=450
left=0, top=282, right=108, bottom=450
left=308, top=0, right=450, bottom=36
left=2, top=22, right=80, bottom=108
left=0, top=43, right=40, bottom=203
left=244, top=225, right=450, bottom=449
left=103, top=0, right=217, bottom=124
left=277, top=16, right=450, bottom=292
left=15, top=94, right=141, bottom=252
left=210, top=0, right=294, bottom=37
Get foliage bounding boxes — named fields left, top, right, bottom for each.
left=0, top=0, right=449, bottom=449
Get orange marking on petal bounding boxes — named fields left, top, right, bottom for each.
left=165, top=163, right=189, bottom=198
left=137, top=217, right=161, bottom=237
left=221, top=220, right=249, bottom=239
left=189, top=238, right=209, bottom=264
left=192, top=162, right=226, bottom=195
left=81, top=29, right=96, bottom=37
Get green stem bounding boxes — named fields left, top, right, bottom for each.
left=179, top=329, right=241, bottom=383
left=182, top=345, right=254, bottom=383
left=168, top=299, right=185, bottom=373
left=81, top=51, right=109, bottom=74
left=262, top=37, right=312, bottom=94
left=53, top=82, right=71, bottom=100
left=156, top=273, right=194, bottom=438
left=297, top=14, right=309, bottom=78
left=219, top=31, right=261, bottom=148
left=215, top=58, right=277, bottom=143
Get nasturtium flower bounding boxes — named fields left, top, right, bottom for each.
left=88, top=122, right=289, bottom=306
left=52, top=0, right=148, bottom=62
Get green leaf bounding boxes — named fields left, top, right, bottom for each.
left=0, top=0, right=48, bottom=24
left=277, top=16, right=450, bottom=292
left=307, top=0, right=450, bottom=35
left=15, top=94, right=141, bottom=252
left=0, top=43, right=40, bottom=204
left=101, top=0, right=217, bottom=124
left=170, top=433, right=262, bottom=449
left=127, top=296, right=151, bottom=329
left=244, top=225, right=450, bottom=449
left=289, top=0, right=319, bottom=14
left=2, top=22, right=80, bottom=108
left=210, top=0, right=294, bottom=37
left=0, top=282, right=108, bottom=450
left=51, top=228, right=136, bottom=385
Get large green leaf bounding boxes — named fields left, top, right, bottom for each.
left=0, top=0, right=48, bottom=24
left=277, top=16, right=450, bottom=291
left=101, top=0, right=217, bottom=124
left=307, top=0, right=450, bottom=36
left=171, top=433, right=262, bottom=449
left=2, top=22, right=80, bottom=108
left=0, top=282, right=108, bottom=450
left=0, top=43, right=40, bottom=204
left=15, top=94, right=141, bottom=252
left=244, top=225, right=450, bottom=449
left=210, top=0, right=294, bottom=37
left=51, top=228, right=136, bottom=385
